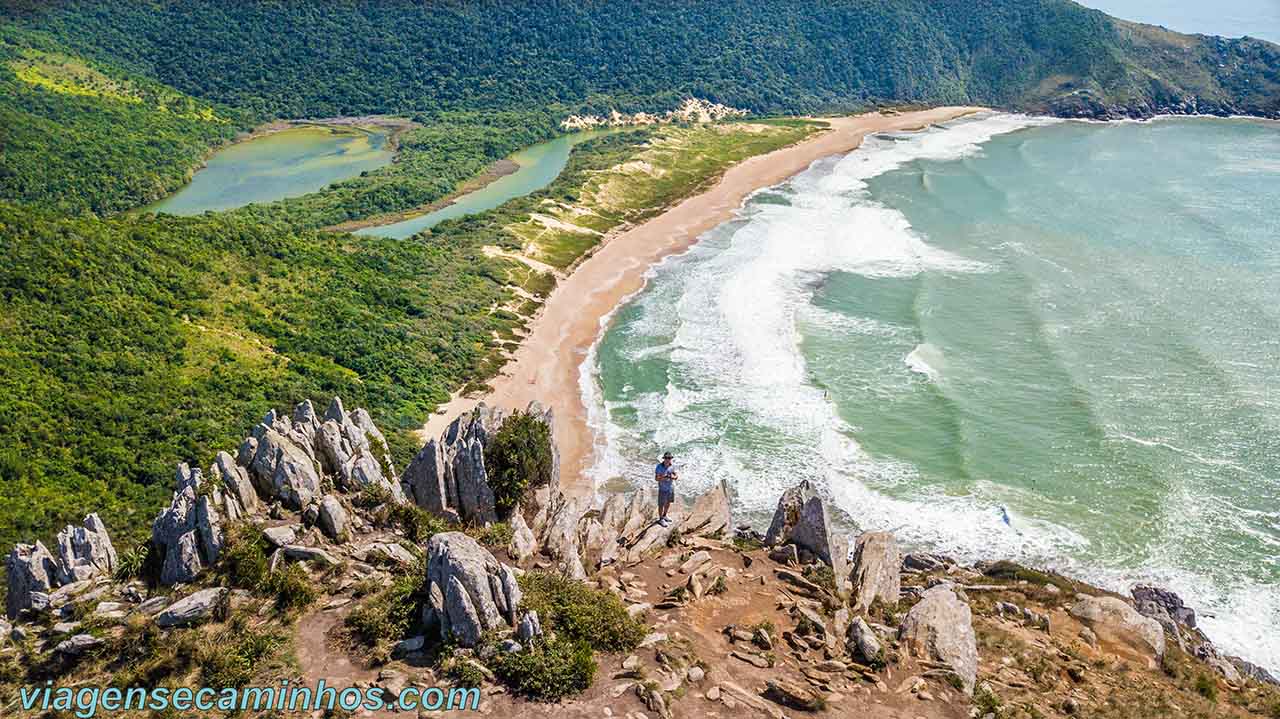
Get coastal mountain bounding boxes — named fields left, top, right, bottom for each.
left=0, top=0, right=1278, bottom=565
left=5, top=0, right=1279, bottom=121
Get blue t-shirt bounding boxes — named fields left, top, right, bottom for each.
left=655, top=463, right=675, bottom=490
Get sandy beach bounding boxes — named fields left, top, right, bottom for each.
left=422, top=106, right=984, bottom=499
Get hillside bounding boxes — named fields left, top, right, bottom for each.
left=5, top=0, right=1279, bottom=122
left=0, top=0, right=1278, bottom=556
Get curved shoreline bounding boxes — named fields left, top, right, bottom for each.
left=422, top=106, right=985, bottom=500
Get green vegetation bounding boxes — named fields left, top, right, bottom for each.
left=484, top=411, right=554, bottom=518
left=488, top=634, right=596, bottom=701
left=518, top=571, right=647, bottom=651
left=345, top=560, right=429, bottom=663
left=1, top=0, right=1278, bottom=574
left=218, top=524, right=318, bottom=613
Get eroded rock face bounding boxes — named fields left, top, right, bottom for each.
left=151, top=464, right=224, bottom=585
left=5, top=541, right=58, bottom=618
left=764, top=481, right=846, bottom=586
left=850, top=531, right=900, bottom=613
left=1132, top=584, right=1196, bottom=629
left=678, top=479, right=732, bottom=538
left=53, top=513, right=118, bottom=586
left=251, top=428, right=323, bottom=510
left=899, top=585, right=978, bottom=695
left=156, top=587, right=228, bottom=628
left=422, top=533, right=522, bottom=647
left=507, top=511, right=537, bottom=564
left=1069, top=595, right=1166, bottom=659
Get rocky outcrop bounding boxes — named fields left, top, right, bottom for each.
left=764, top=480, right=848, bottom=589
left=677, top=479, right=732, bottom=538
left=899, top=585, right=978, bottom=695
left=156, top=587, right=228, bottom=628
left=422, top=532, right=522, bottom=647
left=403, top=403, right=555, bottom=525
left=849, top=531, right=900, bottom=613
left=5, top=541, right=58, bottom=618
left=151, top=464, right=224, bottom=585
left=1132, top=584, right=1196, bottom=629
left=1069, top=595, right=1165, bottom=659
left=52, top=513, right=118, bottom=586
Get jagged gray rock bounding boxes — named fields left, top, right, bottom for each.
left=213, top=450, right=258, bottom=516
left=52, top=513, right=118, bottom=586
left=850, top=531, right=900, bottom=613
left=318, top=495, right=349, bottom=542
left=54, top=634, right=102, bottom=656
left=508, top=511, right=538, bottom=564
left=517, top=610, right=543, bottom=642
left=156, top=587, right=228, bottom=628
left=764, top=481, right=846, bottom=587
left=1069, top=595, right=1165, bottom=659
left=422, top=532, right=522, bottom=647
left=678, top=480, right=732, bottom=538
left=5, top=541, right=58, bottom=618
left=151, top=464, right=224, bottom=585
left=847, top=615, right=883, bottom=665
left=250, top=428, right=322, bottom=510
left=899, top=585, right=978, bottom=695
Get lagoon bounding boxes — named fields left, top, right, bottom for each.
left=149, top=125, right=394, bottom=216
left=356, top=130, right=607, bottom=239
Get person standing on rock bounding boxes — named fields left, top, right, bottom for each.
left=655, top=452, right=678, bottom=527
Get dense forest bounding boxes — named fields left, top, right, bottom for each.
left=0, top=0, right=1277, bottom=549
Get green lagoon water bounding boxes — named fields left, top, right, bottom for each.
left=357, top=130, right=607, bottom=239
left=588, top=114, right=1280, bottom=668
left=149, top=125, right=393, bottom=215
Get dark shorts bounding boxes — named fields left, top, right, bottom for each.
left=658, top=482, right=675, bottom=505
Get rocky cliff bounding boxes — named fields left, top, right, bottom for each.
left=3, top=400, right=1279, bottom=719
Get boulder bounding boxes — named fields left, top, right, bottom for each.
left=250, top=429, right=322, bottom=510
left=361, top=542, right=417, bottom=566
left=318, top=495, right=350, bottom=542
left=156, top=587, right=228, bottom=628
left=213, top=450, right=259, bottom=515
left=849, top=531, right=900, bottom=613
left=1069, top=595, right=1165, bottom=659
left=847, top=616, right=883, bottom=665
left=422, top=533, right=522, bottom=647
left=508, top=511, right=538, bottom=563
left=5, top=541, right=59, bottom=618
left=54, top=634, right=102, bottom=656
left=262, top=525, right=298, bottom=548
left=1131, top=584, right=1196, bottom=629
left=282, top=545, right=340, bottom=567
left=898, top=585, right=978, bottom=695
left=764, top=481, right=846, bottom=585
left=678, top=480, right=732, bottom=538
left=517, top=610, right=543, bottom=642
left=52, top=513, right=118, bottom=585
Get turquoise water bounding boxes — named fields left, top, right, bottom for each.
left=588, top=114, right=1280, bottom=669
left=149, top=125, right=393, bottom=215
left=1079, top=0, right=1280, bottom=43
left=356, top=130, right=608, bottom=239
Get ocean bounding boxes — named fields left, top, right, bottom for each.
left=584, top=113, right=1280, bottom=670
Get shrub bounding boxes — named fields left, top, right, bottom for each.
left=345, top=561, right=428, bottom=662
left=484, top=411, right=553, bottom=517
left=471, top=522, right=514, bottom=549
left=488, top=635, right=595, bottom=701
left=113, top=541, right=149, bottom=582
left=218, top=523, right=315, bottom=612
left=1194, top=673, right=1218, bottom=702
left=362, top=488, right=451, bottom=543
left=518, top=572, right=646, bottom=652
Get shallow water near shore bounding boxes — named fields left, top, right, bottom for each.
left=587, top=113, right=1280, bottom=669
left=356, top=130, right=608, bottom=238
left=148, top=125, right=393, bottom=215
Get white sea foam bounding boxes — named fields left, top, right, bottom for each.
left=581, top=112, right=1280, bottom=673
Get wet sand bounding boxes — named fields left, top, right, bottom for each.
left=421, top=107, right=985, bottom=499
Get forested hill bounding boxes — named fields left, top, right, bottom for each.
left=5, top=0, right=1279, bottom=121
